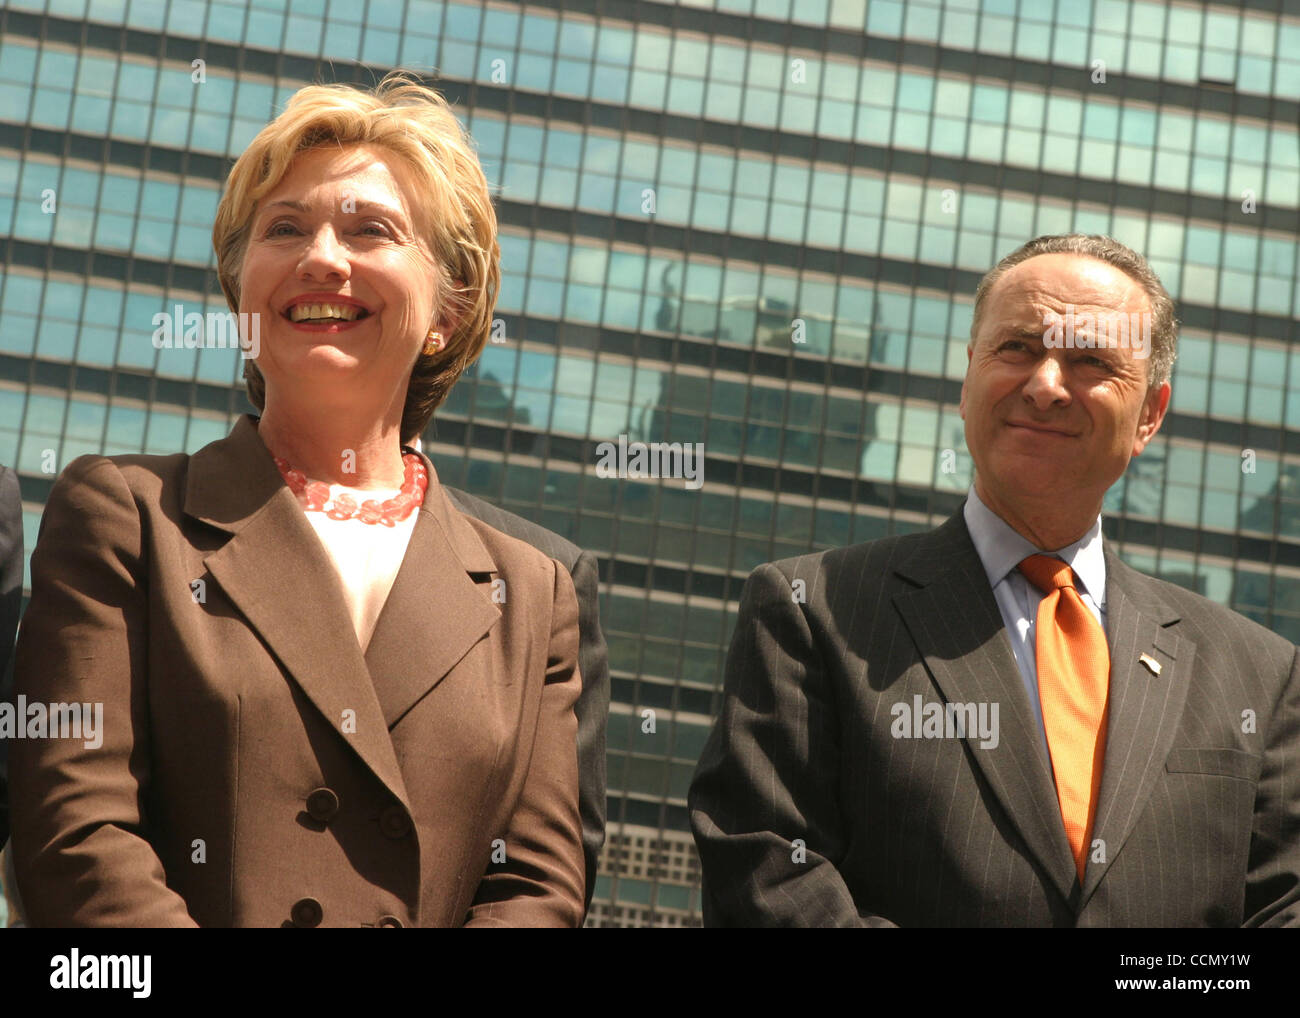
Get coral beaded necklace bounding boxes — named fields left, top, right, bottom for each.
left=274, top=452, right=428, bottom=527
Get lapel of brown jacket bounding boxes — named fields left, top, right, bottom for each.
left=891, top=508, right=1080, bottom=904
left=181, top=414, right=497, bottom=814
left=362, top=447, right=501, bottom=731
left=1077, top=544, right=1190, bottom=907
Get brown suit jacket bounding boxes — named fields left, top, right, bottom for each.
left=8, top=414, right=585, bottom=927
left=441, top=487, right=608, bottom=912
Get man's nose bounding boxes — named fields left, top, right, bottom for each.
left=1022, top=354, right=1070, bottom=408
left=297, top=226, right=350, bottom=279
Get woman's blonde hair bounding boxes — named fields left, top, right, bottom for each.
left=212, top=71, right=499, bottom=442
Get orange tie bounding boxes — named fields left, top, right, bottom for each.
left=1019, top=554, right=1110, bottom=883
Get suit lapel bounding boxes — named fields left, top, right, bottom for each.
left=184, top=415, right=411, bottom=811
left=363, top=455, right=501, bottom=729
left=892, top=509, right=1079, bottom=903
left=1078, top=546, right=1190, bottom=905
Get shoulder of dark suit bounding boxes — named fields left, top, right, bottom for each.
left=442, top=485, right=582, bottom=571
left=760, top=527, right=935, bottom=584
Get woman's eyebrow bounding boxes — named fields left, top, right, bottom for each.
left=261, top=198, right=407, bottom=219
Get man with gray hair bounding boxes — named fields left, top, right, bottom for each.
left=690, top=234, right=1300, bottom=927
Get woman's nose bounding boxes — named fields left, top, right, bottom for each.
left=297, top=226, right=350, bottom=280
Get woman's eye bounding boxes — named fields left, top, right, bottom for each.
left=261, top=220, right=390, bottom=239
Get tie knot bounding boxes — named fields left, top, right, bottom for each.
left=1019, top=554, right=1075, bottom=593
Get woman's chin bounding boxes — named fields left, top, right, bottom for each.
left=258, top=352, right=376, bottom=402
left=264, top=344, right=367, bottom=374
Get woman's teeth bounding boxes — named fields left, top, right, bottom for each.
left=288, top=303, right=366, bottom=322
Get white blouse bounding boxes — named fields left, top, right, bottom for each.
left=299, top=481, right=418, bottom=652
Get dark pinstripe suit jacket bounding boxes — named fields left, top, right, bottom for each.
left=0, top=465, right=23, bottom=850
left=442, top=488, right=608, bottom=913
left=689, top=507, right=1300, bottom=927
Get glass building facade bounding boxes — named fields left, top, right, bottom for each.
left=2, top=0, right=1299, bottom=926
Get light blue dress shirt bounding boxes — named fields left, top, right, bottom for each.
left=962, top=484, right=1107, bottom=754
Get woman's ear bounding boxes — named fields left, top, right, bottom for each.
left=431, top=278, right=467, bottom=341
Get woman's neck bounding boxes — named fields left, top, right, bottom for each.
left=256, top=405, right=407, bottom=488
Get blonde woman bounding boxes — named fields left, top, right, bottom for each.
left=9, top=74, right=585, bottom=927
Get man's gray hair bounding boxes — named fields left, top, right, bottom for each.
left=970, top=234, right=1179, bottom=388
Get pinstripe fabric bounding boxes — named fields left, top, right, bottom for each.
left=442, top=487, right=609, bottom=915
left=689, top=506, right=1300, bottom=927
left=0, top=465, right=22, bottom=851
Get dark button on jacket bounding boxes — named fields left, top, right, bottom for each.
left=306, top=788, right=340, bottom=823
left=379, top=805, right=412, bottom=839
left=291, top=897, right=323, bottom=928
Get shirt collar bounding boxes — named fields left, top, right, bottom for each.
left=963, top=484, right=1106, bottom=608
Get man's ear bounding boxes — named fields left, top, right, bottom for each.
left=959, top=343, right=974, bottom=419
left=1132, top=380, right=1171, bottom=456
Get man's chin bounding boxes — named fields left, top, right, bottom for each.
left=982, top=465, right=1078, bottom=501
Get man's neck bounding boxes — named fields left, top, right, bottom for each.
left=972, top=477, right=1101, bottom=551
